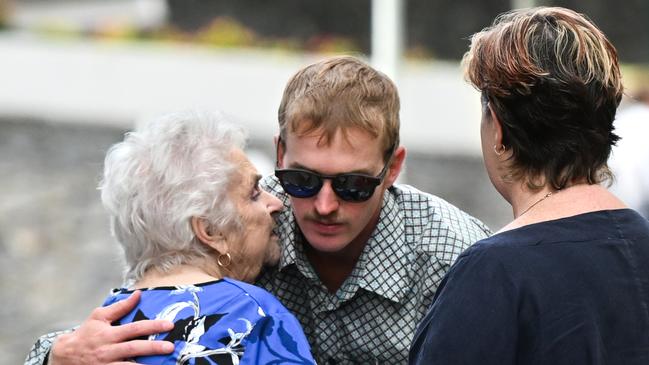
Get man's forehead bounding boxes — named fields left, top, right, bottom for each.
left=281, top=128, right=386, bottom=173
left=286, top=125, right=377, bottom=148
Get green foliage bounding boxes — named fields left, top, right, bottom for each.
left=0, top=0, right=8, bottom=30
left=194, top=16, right=256, bottom=48
left=620, top=64, right=649, bottom=98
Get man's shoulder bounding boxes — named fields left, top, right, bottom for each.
left=389, top=184, right=492, bottom=260
left=261, top=175, right=283, bottom=194
left=261, top=175, right=291, bottom=207
left=222, top=278, right=293, bottom=317
left=389, top=184, right=490, bottom=231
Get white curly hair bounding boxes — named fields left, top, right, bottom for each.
left=100, top=110, right=247, bottom=285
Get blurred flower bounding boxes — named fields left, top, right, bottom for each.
left=195, top=16, right=256, bottom=48
left=305, top=34, right=358, bottom=54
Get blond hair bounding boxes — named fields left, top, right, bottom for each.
left=278, top=56, right=400, bottom=160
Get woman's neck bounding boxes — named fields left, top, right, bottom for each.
left=499, top=183, right=627, bottom=233
left=510, top=184, right=558, bottom=219
left=133, top=265, right=222, bottom=289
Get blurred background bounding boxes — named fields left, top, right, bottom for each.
left=2, top=0, right=648, bottom=362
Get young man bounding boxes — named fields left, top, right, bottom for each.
left=256, top=56, right=490, bottom=363
left=26, top=56, right=491, bottom=365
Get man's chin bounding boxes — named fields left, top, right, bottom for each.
left=304, top=235, right=351, bottom=254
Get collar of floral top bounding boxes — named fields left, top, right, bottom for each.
left=273, top=183, right=412, bottom=304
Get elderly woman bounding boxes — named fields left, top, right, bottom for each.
left=410, top=7, right=649, bottom=365
left=41, top=111, right=316, bottom=364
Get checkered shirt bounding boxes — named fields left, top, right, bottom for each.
left=24, top=329, right=72, bottom=365
left=256, top=176, right=492, bottom=364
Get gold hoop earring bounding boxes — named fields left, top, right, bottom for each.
left=217, top=252, right=232, bottom=268
left=493, top=144, right=506, bottom=156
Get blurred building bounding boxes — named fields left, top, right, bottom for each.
left=164, top=0, right=649, bottom=62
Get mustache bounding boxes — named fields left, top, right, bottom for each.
left=304, top=212, right=343, bottom=225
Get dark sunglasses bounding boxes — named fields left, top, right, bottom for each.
left=274, top=141, right=395, bottom=202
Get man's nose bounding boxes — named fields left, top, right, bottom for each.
left=313, top=180, right=340, bottom=216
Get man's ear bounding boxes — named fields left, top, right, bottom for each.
left=274, top=134, right=284, bottom=168
left=385, top=146, right=407, bottom=187
left=191, top=217, right=227, bottom=253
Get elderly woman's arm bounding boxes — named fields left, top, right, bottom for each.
left=25, top=291, right=174, bottom=365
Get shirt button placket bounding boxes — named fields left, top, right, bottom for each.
left=318, top=307, right=341, bottom=363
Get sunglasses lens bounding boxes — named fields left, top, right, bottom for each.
left=333, top=175, right=380, bottom=202
left=275, top=169, right=381, bottom=202
left=276, top=170, right=322, bottom=198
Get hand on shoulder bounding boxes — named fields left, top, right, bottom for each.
left=49, top=291, right=175, bottom=365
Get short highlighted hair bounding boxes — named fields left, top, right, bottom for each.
left=463, top=7, right=623, bottom=189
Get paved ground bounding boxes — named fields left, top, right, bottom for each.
left=0, top=117, right=510, bottom=364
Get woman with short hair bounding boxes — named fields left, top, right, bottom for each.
left=410, top=7, right=649, bottom=364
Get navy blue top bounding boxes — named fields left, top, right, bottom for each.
left=409, top=209, right=649, bottom=365
left=104, top=277, right=316, bottom=365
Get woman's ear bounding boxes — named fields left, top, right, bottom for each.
left=489, top=104, right=504, bottom=147
left=191, top=217, right=227, bottom=253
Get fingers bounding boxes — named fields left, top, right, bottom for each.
left=50, top=319, right=174, bottom=365
left=49, top=290, right=176, bottom=365
left=91, top=290, right=142, bottom=322
left=112, top=319, right=175, bottom=343
left=101, top=340, right=175, bottom=361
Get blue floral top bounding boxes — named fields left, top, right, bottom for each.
left=103, top=278, right=316, bottom=365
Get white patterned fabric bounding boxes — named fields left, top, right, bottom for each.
left=25, top=329, right=73, bottom=365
